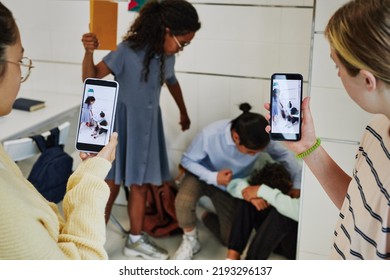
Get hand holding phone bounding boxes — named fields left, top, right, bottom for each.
left=76, top=78, right=119, bottom=153
left=269, top=73, right=303, bottom=141
left=79, top=132, right=118, bottom=163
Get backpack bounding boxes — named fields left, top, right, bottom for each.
left=27, top=127, right=73, bottom=203
left=144, top=182, right=182, bottom=238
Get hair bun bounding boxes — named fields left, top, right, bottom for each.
left=239, top=102, right=252, bottom=113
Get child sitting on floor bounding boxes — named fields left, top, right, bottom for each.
left=226, top=161, right=300, bottom=260
left=91, top=111, right=108, bottom=139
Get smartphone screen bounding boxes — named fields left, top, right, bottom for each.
left=269, top=73, right=303, bottom=141
left=75, top=78, right=119, bottom=153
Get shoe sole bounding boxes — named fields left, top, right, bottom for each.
left=123, top=247, right=169, bottom=260
left=193, top=246, right=201, bottom=255
left=171, top=245, right=201, bottom=260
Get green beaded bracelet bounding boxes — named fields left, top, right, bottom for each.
left=296, top=138, right=321, bottom=159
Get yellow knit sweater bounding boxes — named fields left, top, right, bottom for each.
left=0, top=144, right=111, bottom=259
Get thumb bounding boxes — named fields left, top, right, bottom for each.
left=301, top=96, right=312, bottom=122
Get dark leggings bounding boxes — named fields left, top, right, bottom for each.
left=228, top=200, right=298, bottom=260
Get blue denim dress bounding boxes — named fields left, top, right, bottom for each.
left=103, top=42, right=176, bottom=186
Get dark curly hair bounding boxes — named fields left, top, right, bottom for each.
left=248, top=162, right=292, bottom=194
left=123, top=0, right=201, bottom=85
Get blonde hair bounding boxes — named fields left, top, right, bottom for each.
left=325, top=0, right=390, bottom=84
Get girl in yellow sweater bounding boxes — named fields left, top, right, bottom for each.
left=0, top=2, right=117, bottom=259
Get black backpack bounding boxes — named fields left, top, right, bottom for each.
left=27, top=128, right=73, bottom=203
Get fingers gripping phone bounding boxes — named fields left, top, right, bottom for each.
left=76, top=78, right=119, bottom=153
left=269, top=73, right=303, bottom=141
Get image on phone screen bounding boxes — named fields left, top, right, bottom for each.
left=75, top=78, right=118, bottom=153
left=270, top=73, right=303, bottom=141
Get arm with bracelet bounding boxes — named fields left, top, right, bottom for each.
left=265, top=97, right=351, bottom=209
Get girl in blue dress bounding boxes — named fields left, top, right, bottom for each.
left=80, top=96, right=95, bottom=127
left=81, top=0, right=201, bottom=260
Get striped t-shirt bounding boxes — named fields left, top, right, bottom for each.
left=330, top=114, right=390, bottom=259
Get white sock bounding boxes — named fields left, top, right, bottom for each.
left=129, top=234, right=141, bottom=243
left=184, top=228, right=197, bottom=237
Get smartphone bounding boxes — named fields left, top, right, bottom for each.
left=269, top=73, right=303, bottom=141
left=75, top=78, right=119, bottom=153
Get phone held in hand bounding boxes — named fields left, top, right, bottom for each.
left=269, top=73, right=303, bottom=141
left=75, top=78, right=119, bottom=153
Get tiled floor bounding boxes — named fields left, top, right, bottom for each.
left=105, top=203, right=230, bottom=260
left=104, top=202, right=286, bottom=260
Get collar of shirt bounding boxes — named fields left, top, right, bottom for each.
left=224, top=122, right=235, bottom=147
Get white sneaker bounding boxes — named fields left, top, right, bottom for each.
left=123, top=232, right=169, bottom=260
left=172, top=234, right=201, bottom=260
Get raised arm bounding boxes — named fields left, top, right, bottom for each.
left=81, top=33, right=112, bottom=81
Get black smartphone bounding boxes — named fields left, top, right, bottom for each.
left=269, top=73, right=303, bottom=141
left=75, top=78, right=119, bottom=153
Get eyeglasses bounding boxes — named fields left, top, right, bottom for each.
left=172, top=34, right=190, bottom=51
left=5, top=57, right=34, bottom=83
